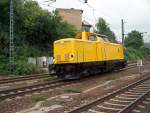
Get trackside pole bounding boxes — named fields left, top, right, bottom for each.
left=137, top=60, right=143, bottom=75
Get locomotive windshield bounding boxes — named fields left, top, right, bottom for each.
left=89, top=35, right=97, bottom=41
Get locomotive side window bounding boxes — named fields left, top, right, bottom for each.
left=89, top=35, right=97, bottom=41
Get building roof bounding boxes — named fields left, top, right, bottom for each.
left=82, top=20, right=92, bottom=27
left=57, top=8, right=83, bottom=13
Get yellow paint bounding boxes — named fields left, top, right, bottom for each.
left=53, top=32, right=124, bottom=64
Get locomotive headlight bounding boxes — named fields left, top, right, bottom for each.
left=70, top=54, right=74, bottom=58
left=70, top=54, right=74, bottom=61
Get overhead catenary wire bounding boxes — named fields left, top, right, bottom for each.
left=78, top=0, right=95, bottom=10
left=38, top=1, right=94, bottom=23
left=38, top=1, right=107, bottom=32
left=77, top=0, right=118, bottom=29
left=77, top=0, right=97, bottom=31
left=39, top=0, right=98, bottom=25
left=77, top=0, right=97, bottom=22
left=44, top=0, right=56, bottom=6
left=37, top=0, right=120, bottom=33
left=36, top=1, right=93, bottom=32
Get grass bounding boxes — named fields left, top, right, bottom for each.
left=44, top=76, right=57, bottom=81
left=64, top=89, right=82, bottom=93
left=32, top=95, right=48, bottom=102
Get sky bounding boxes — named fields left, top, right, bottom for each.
left=36, top=0, right=150, bottom=42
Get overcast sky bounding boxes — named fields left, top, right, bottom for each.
left=36, top=0, right=150, bottom=42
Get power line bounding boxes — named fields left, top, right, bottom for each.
left=78, top=0, right=97, bottom=25
left=92, top=9, right=97, bottom=22
left=38, top=1, right=56, bottom=10
left=38, top=0, right=122, bottom=36
left=41, top=3, right=56, bottom=9
left=77, top=0, right=113, bottom=22
left=39, top=0, right=96, bottom=23
left=39, top=1, right=96, bottom=31
left=78, top=0, right=95, bottom=10
left=44, top=0, right=56, bottom=6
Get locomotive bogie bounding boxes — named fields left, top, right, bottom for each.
left=50, top=60, right=126, bottom=79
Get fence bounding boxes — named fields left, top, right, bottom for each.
left=28, top=56, right=53, bottom=67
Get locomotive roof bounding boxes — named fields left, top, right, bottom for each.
left=54, top=32, right=122, bottom=46
left=54, top=38, right=121, bottom=46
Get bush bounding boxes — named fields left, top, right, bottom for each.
left=0, top=63, right=9, bottom=75
left=14, top=61, right=42, bottom=75
left=0, top=45, right=45, bottom=76
left=125, top=45, right=150, bottom=61
left=0, top=57, right=43, bottom=75
left=140, top=46, right=150, bottom=58
left=0, top=55, right=9, bottom=75
left=125, top=47, right=143, bottom=61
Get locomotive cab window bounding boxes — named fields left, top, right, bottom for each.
left=89, top=35, right=97, bottom=41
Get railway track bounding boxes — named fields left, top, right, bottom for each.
left=0, top=61, right=149, bottom=85
left=0, top=63, right=133, bottom=85
left=0, top=79, right=73, bottom=101
left=0, top=62, right=149, bottom=102
left=121, top=60, right=150, bottom=71
left=68, top=73, right=150, bottom=113
left=0, top=73, right=54, bottom=84
left=0, top=64, right=138, bottom=101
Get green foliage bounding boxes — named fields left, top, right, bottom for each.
left=124, top=30, right=150, bottom=61
left=95, top=18, right=116, bottom=42
left=32, top=95, right=48, bottom=102
left=0, top=55, right=43, bottom=75
left=125, top=46, right=150, bottom=61
left=14, top=61, right=42, bottom=75
left=125, top=47, right=143, bottom=61
left=124, top=30, right=144, bottom=49
left=0, top=55, right=9, bottom=74
left=16, top=44, right=46, bottom=59
left=140, top=46, right=150, bottom=58
left=0, top=0, right=78, bottom=75
left=18, top=1, right=77, bottom=52
left=0, top=0, right=78, bottom=56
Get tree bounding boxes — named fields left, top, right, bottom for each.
left=95, top=18, right=116, bottom=42
left=124, top=30, right=144, bottom=49
left=140, top=46, right=150, bottom=58
left=0, top=0, right=78, bottom=57
left=0, top=0, right=78, bottom=74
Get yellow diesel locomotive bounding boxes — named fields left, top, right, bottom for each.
left=49, top=32, right=127, bottom=79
